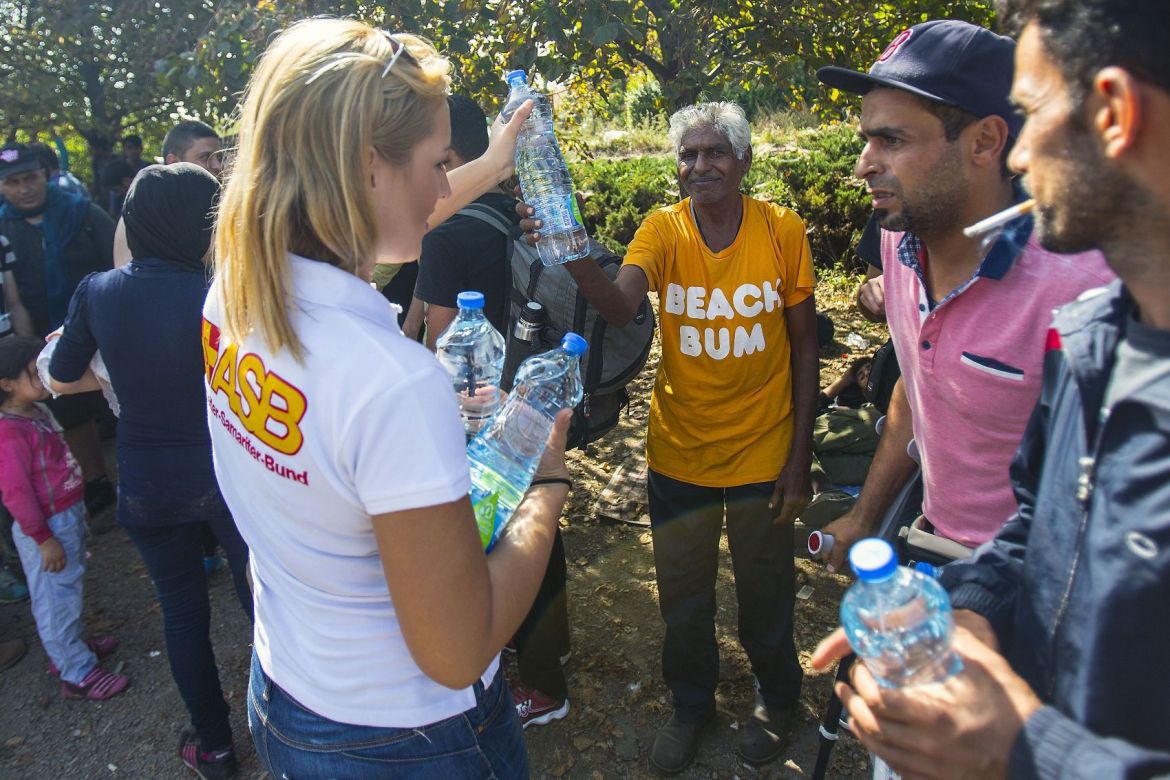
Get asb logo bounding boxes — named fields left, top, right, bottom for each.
left=202, top=318, right=308, bottom=456
left=877, top=29, right=913, bottom=63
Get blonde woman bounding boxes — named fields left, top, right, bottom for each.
left=205, top=19, right=570, bottom=778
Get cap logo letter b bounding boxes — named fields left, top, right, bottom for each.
left=877, top=29, right=913, bottom=63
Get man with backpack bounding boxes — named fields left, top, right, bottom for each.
left=411, top=94, right=573, bottom=730
left=525, top=101, right=818, bottom=772
left=413, top=95, right=517, bottom=344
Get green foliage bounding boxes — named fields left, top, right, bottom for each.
left=747, top=123, right=870, bottom=271
left=569, top=156, right=679, bottom=250
left=568, top=123, right=869, bottom=273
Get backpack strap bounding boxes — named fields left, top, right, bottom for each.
left=456, top=203, right=517, bottom=328
left=456, top=203, right=514, bottom=236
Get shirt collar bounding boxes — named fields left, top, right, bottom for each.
left=896, top=184, right=1034, bottom=286
left=288, top=254, right=400, bottom=330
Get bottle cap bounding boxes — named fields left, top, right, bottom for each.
left=560, top=332, right=588, bottom=356
left=849, top=538, right=898, bottom=582
left=913, top=561, right=939, bottom=578
left=520, top=301, right=545, bottom=324
left=504, top=69, right=527, bottom=85
left=808, top=530, right=834, bottom=557
left=456, top=291, right=485, bottom=310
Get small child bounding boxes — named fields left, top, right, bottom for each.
left=0, top=337, right=128, bottom=700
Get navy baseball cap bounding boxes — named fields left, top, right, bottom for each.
left=0, top=144, right=44, bottom=180
left=817, top=20, right=1022, bottom=137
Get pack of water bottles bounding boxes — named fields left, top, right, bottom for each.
left=500, top=69, right=589, bottom=266
left=435, top=291, right=586, bottom=551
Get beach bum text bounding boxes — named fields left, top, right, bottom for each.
left=209, top=397, right=309, bottom=486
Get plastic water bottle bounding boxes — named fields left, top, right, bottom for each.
left=840, top=538, right=962, bottom=688
left=467, top=333, right=587, bottom=551
left=501, top=69, right=589, bottom=266
left=435, top=291, right=505, bottom=438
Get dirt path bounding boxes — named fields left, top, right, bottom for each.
left=0, top=297, right=884, bottom=779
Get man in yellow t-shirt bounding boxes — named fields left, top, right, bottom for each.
left=529, top=102, right=818, bottom=773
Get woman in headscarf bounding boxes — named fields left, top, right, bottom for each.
left=47, top=162, right=252, bottom=778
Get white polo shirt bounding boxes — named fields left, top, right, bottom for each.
left=203, top=254, right=494, bottom=728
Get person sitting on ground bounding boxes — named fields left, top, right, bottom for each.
left=802, top=357, right=882, bottom=529
left=818, top=356, right=871, bottom=411
left=814, top=2, right=1170, bottom=773
left=814, top=19, right=1114, bottom=571
left=206, top=19, right=565, bottom=777
left=523, top=100, right=818, bottom=772
left=46, top=163, right=253, bottom=779
left=0, top=336, right=128, bottom=701
left=0, top=143, right=117, bottom=517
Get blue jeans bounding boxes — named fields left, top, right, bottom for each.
left=11, top=502, right=95, bottom=684
left=248, top=652, right=529, bottom=779
left=124, top=512, right=252, bottom=752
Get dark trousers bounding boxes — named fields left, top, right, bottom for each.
left=513, top=527, right=569, bottom=700
left=648, top=469, right=802, bottom=722
left=125, top=514, right=253, bottom=751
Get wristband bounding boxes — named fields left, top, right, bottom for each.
left=530, top=477, right=572, bottom=490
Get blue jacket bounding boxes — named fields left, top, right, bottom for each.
left=940, top=281, right=1170, bottom=779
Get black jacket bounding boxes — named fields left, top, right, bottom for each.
left=0, top=201, right=114, bottom=336
left=941, top=281, right=1170, bottom=778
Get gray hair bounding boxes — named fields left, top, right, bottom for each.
left=667, top=102, right=751, bottom=160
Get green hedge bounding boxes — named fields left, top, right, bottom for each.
left=568, top=122, right=870, bottom=272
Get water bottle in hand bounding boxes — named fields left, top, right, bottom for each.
left=840, top=538, right=962, bottom=688
left=468, top=333, right=587, bottom=551
left=501, top=69, right=589, bottom=266
left=435, top=291, right=505, bottom=438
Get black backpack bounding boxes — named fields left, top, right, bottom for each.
left=865, top=338, right=901, bottom=414
left=457, top=204, right=656, bottom=449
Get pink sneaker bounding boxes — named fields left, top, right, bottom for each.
left=512, top=682, right=569, bottom=730
left=61, top=666, right=130, bottom=701
left=48, top=635, right=119, bottom=676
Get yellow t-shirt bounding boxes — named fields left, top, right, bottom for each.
left=624, top=195, right=815, bottom=487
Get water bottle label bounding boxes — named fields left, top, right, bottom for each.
left=873, top=755, right=900, bottom=780
left=568, top=193, right=584, bottom=228
left=472, top=491, right=500, bottom=549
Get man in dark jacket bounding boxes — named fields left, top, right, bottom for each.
left=813, top=1, right=1170, bottom=777
left=0, top=144, right=115, bottom=511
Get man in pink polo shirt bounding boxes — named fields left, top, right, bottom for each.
left=813, top=20, right=1113, bottom=569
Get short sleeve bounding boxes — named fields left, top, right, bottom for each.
left=413, top=231, right=465, bottom=309
left=776, top=209, right=816, bottom=307
left=622, top=213, right=668, bottom=293
left=0, top=235, right=13, bottom=272
left=341, top=358, right=471, bottom=516
left=49, top=274, right=100, bottom=383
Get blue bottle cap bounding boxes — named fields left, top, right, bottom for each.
left=913, top=561, right=939, bottom=578
left=457, top=291, right=485, bottom=310
left=849, top=538, right=898, bottom=582
left=560, top=332, right=588, bottom=356
left=504, top=69, right=527, bottom=85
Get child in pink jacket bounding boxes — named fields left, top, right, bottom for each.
left=0, top=337, right=127, bottom=699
